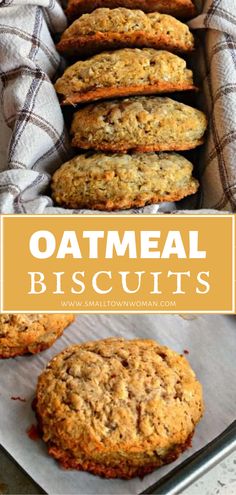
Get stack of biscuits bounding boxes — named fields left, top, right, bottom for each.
left=51, top=0, right=207, bottom=211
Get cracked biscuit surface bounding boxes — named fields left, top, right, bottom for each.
left=55, top=49, right=195, bottom=105
left=51, top=152, right=199, bottom=210
left=57, top=8, right=195, bottom=57
left=66, top=0, right=197, bottom=21
left=0, top=314, right=75, bottom=358
left=71, top=96, right=207, bottom=152
left=35, top=337, right=204, bottom=479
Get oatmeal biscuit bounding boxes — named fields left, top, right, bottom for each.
left=66, top=0, right=197, bottom=21
left=57, top=8, right=195, bottom=58
left=71, top=96, right=207, bottom=152
left=35, top=337, right=204, bottom=479
left=0, top=314, right=75, bottom=358
left=51, top=152, right=199, bottom=210
left=55, top=49, right=195, bottom=105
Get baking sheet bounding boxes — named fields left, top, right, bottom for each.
left=0, top=314, right=235, bottom=495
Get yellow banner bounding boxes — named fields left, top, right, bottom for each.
left=0, top=215, right=235, bottom=313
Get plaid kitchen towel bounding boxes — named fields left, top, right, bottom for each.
left=0, top=0, right=235, bottom=213
left=188, top=0, right=236, bottom=211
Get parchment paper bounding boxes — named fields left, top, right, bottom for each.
left=0, top=314, right=235, bottom=494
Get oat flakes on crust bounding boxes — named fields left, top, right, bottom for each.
left=71, top=96, right=207, bottom=152
left=0, top=314, right=75, bottom=358
left=51, top=152, right=199, bottom=210
left=55, top=49, right=195, bottom=105
left=57, top=8, right=195, bottom=57
left=35, top=337, right=204, bottom=479
left=66, top=0, right=197, bottom=21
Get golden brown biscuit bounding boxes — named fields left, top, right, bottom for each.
left=0, top=314, right=75, bottom=358
left=35, top=337, right=204, bottom=479
left=51, top=152, right=199, bottom=210
left=57, top=8, right=195, bottom=58
left=66, top=0, right=197, bottom=21
left=71, top=96, right=207, bottom=152
left=55, top=49, right=196, bottom=105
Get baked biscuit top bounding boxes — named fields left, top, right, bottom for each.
left=36, top=338, right=203, bottom=453
left=71, top=96, right=207, bottom=152
left=51, top=151, right=199, bottom=210
left=55, top=48, right=194, bottom=94
left=61, top=8, right=194, bottom=48
left=0, top=314, right=43, bottom=336
left=0, top=314, right=74, bottom=340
